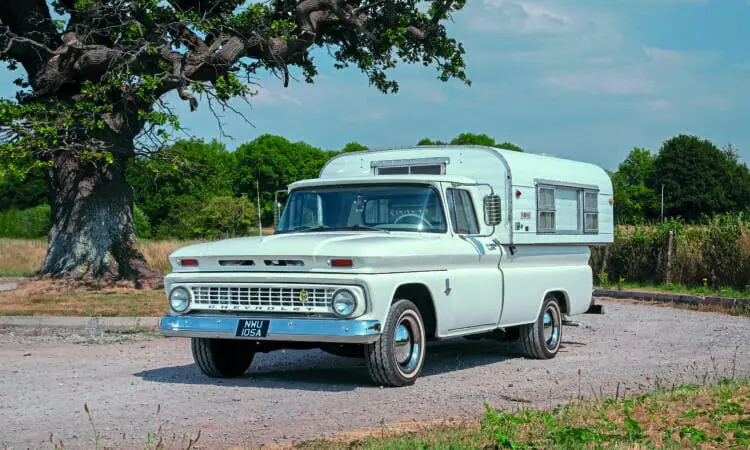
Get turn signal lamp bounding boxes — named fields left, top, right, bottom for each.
left=179, top=259, right=199, bottom=267
left=330, top=258, right=353, bottom=268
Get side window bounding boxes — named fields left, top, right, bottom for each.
left=536, top=184, right=600, bottom=234
left=537, top=187, right=556, bottom=233
left=447, top=189, right=479, bottom=235
left=583, top=190, right=598, bottom=233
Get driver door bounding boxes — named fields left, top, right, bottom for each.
left=441, top=184, right=504, bottom=332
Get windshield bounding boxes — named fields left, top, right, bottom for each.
left=276, top=184, right=447, bottom=233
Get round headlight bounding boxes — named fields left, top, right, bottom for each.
left=331, top=289, right=357, bottom=317
left=169, top=287, right=191, bottom=313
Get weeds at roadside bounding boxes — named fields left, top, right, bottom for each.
left=297, top=379, right=750, bottom=449
left=47, top=403, right=202, bottom=450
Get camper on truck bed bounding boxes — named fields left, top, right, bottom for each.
left=160, top=144, right=614, bottom=387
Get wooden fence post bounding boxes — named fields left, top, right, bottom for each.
left=665, top=230, right=674, bottom=284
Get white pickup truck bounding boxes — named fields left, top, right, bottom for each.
left=160, top=144, right=614, bottom=387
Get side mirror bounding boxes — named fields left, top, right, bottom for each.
left=484, top=194, right=502, bottom=226
left=273, top=189, right=287, bottom=227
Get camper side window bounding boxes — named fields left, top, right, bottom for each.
left=446, top=189, right=479, bottom=235
left=583, top=190, right=598, bottom=233
left=537, top=187, right=556, bottom=233
left=536, top=184, right=600, bottom=234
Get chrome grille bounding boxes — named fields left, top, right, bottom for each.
left=189, top=285, right=335, bottom=314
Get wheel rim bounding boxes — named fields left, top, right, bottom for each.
left=542, top=302, right=561, bottom=350
left=393, top=312, right=422, bottom=375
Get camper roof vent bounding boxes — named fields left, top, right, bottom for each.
left=371, top=157, right=449, bottom=176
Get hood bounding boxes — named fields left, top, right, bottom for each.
left=169, top=231, right=462, bottom=273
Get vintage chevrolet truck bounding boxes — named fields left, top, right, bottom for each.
left=159, top=144, right=614, bottom=387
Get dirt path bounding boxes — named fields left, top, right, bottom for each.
left=1, top=300, right=749, bottom=449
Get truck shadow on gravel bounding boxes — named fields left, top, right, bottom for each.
left=134, top=338, right=575, bottom=391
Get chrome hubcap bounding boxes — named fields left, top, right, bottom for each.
left=393, top=313, right=422, bottom=374
left=543, top=304, right=560, bottom=349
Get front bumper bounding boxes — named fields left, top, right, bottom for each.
left=159, top=315, right=382, bottom=344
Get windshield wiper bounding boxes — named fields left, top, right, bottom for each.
left=277, top=224, right=389, bottom=234
left=343, top=224, right=390, bottom=233
left=276, top=225, right=332, bottom=234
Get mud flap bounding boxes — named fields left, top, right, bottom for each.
left=584, top=297, right=605, bottom=315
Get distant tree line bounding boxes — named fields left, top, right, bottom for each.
left=1, top=132, right=748, bottom=239
left=0, top=132, right=521, bottom=239
left=611, top=135, right=750, bottom=224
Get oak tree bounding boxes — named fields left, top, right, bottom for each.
left=0, top=0, right=469, bottom=286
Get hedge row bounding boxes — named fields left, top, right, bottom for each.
left=0, top=196, right=258, bottom=241
left=590, top=214, right=750, bottom=291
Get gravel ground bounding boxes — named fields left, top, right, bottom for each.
left=1, top=300, right=749, bottom=449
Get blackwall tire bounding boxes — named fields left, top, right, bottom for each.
left=519, top=295, right=563, bottom=359
left=365, top=299, right=426, bottom=387
left=191, top=337, right=256, bottom=378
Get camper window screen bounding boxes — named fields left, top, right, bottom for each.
left=537, top=187, right=556, bottom=233
left=583, top=190, right=598, bottom=233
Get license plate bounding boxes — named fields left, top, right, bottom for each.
left=235, top=319, right=270, bottom=338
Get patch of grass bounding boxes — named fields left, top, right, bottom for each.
left=0, top=235, right=274, bottom=275
left=297, top=379, right=750, bottom=449
left=0, top=282, right=166, bottom=316
left=0, top=238, right=47, bottom=276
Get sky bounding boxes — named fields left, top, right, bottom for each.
left=2, top=0, right=749, bottom=172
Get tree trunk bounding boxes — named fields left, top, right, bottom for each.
left=40, top=142, right=162, bottom=289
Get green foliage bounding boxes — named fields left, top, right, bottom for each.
left=646, top=135, right=750, bottom=221
left=0, top=164, right=47, bottom=210
left=233, top=134, right=335, bottom=223
left=591, top=214, right=750, bottom=291
left=132, top=204, right=151, bottom=239
left=611, top=147, right=657, bottom=224
left=155, top=196, right=258, bottom=240
left=0, top=204, right=51, bottom=238
left=417, top=132, right=524, bottom=151
left=340, top=142, right=368, bottom=153
left=127, top=139, right=237, bottom=231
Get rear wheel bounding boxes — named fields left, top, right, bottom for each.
left=365, top=299, right=426, bottom=387
left=519, top=295, right=563, bottom=359
left=191, top=337, right=256, bottom=378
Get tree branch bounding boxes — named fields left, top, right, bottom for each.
left=0, top=0, right=61, bottom=76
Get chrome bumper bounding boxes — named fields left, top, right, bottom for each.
left=159, top=315, right=382, bottom=344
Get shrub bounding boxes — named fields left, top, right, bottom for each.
left=155, top=196, right=259, bottom=240
left=591, top=213, right=750, bottom=291
left=0, top=204, right=51, bottom=238
left=133, top=204, right=152, bottom=239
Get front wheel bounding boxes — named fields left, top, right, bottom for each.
left=518, top=295, right=563, bottom=359
left=365, top=299, right=426, bottom=387
left=191, top=337, right=256, bottom=378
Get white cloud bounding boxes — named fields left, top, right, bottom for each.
left=543, top=69, right=655, bottom=95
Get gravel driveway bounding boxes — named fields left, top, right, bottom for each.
left=1, top=300, right=749, bottom=449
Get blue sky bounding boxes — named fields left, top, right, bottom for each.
left=2, top=0, right=749, bottom=171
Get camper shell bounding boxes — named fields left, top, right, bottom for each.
left=159, top=144, right=614, bottom=387
left=319, top=145, right=614, bottom=246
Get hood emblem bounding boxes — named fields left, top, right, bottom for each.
left=298, top=289, right=310, bottom=304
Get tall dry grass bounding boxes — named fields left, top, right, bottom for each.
left=0, top=238, right=48, bottom=276
left=0, top=238, right=204, bottom=276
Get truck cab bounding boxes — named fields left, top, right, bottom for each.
left=160, top=145, right=614, bottom=387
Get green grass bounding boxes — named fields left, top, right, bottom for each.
left=297, top=379, right=750, bottom=449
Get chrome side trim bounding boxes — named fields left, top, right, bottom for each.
left=159, top=315, right=382, bottom=344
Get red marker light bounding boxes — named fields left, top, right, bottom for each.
left=330, top=258, right=353, bottom=268
left=179, top=259, right=199, bottom=267
left=515, top=189, right=522, bottom=199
